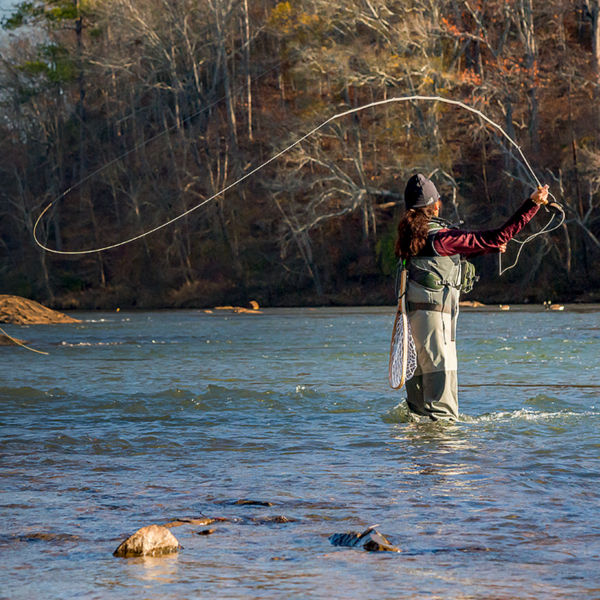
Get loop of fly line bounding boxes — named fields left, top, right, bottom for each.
left=33, top=95, right=560, bottom=270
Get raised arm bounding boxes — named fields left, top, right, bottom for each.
left=433, top=186, right=549, bottom=257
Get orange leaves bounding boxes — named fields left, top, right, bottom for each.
left=460, top=68, right=483, bottom=86
left=441, top=16, right=463, bottom=38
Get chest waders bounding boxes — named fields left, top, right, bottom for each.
left=404, top=221, right=464, bottom=421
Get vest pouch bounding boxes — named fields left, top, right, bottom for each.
left=460, top=259, right=479, bottom=294
left=408, top=264, right=444, bottom=290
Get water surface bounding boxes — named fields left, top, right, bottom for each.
left=1, top=307, right=599, bottom=598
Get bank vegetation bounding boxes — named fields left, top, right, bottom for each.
left=1, top=0, right=599, bottom=308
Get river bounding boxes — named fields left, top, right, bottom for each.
left=1, top=306, right=599, bottom=598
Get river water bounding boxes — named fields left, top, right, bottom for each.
left=1, top=307, right=599, bottom=599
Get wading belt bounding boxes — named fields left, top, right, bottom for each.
left=406, top=302, right=452, bottom=314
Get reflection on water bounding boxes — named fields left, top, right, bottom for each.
left=120, top=554, right=180, bottom=583
left=0, top=307, right=599, bottom=599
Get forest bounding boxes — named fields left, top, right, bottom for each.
left=1, top=0, right=599, bottom=309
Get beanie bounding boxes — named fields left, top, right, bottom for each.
left=404, top=173, right=440, bottom=210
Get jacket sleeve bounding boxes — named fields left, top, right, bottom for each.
left=433, top=198, right=541, bottom=257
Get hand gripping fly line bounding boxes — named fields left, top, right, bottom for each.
left=33, top=95, right=564, bottom=275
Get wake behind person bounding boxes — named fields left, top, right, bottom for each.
left=395, top=173, right=549, bottom=421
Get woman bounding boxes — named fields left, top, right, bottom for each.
left=395, top=173, right=549, bottom=421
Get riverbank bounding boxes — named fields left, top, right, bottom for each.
left=0, top=295, right=81, bottom=325
left=3, top=292, right=599, bottom=329
left=28, top=286, right=600, bottom=313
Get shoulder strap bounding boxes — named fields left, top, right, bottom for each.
left=428, top=216, right=454, bottom=231
left=394, top=258, right=408, bottom=298
left=425, top=217, right=456, bottom=255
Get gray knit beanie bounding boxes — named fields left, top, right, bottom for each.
left=404, top=173, right=440, bottom=210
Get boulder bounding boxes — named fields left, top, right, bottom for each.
left=329, top=526, right=400, bottom=552
left=361, top=529, right=399, bottom=552
left=0, top=295, right=81, bottom=325
left=113, top=524, right=180, bottom=558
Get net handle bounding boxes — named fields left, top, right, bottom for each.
left=388, top=266, right=408, bottom=389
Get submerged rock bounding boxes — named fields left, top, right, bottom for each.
left=0, top=332, right=26, bottom=346
left=196, top=528, right=216, bottom=536
left=18, top=532, right=80, bottom=544
left=233, top=499, right=274, bottom=507
left=0, top=295, right=80, bottom=325
left=251, top=515, right=294, bottom=524
left=113, top=524, right=180, bottom=558
left=329, top=526, right=400, bottom=552
left=163, top=517, right=218, bottom=528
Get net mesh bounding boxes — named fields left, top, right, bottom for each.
left=388, top=310, right=417, bottom=389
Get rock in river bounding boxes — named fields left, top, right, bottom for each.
left=232, top=499, right=274, bottom=507
left=0, top=332, right=26, bottom=346
left=329, top=526, right=400, bottom=552
left=113, top=524, right=181, bottom=558
left=163, top=517, right=219, bottom=528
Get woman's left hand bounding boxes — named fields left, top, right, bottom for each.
left=530, top=185, right=549, bottom=205
left=498, top=243, right=507, bottom=253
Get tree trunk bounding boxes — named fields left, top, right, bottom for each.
left=591, top=0, right=600, bottom=78
left=518, top=0, right=540, bottom=152
left=214, top=0, right=238, bottom=148
left=75, top=0, right=106, bottom=288
left=242, top=0, right=253, bottom=141
left=589, top=0, right=600, bottom=135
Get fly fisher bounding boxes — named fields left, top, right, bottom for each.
left=393, top=173, right=550, bottom=421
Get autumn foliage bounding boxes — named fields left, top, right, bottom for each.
left=0, top=0, right=599, bottom=308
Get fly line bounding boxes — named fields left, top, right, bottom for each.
left=33, top=95, right=563, bottom=273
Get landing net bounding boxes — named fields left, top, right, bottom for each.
left=388, top=267, right=417, bottom=389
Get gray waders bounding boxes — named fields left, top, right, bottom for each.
left=405, top=236, right=462, bottom=421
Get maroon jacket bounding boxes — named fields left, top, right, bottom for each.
left=433, top=198, right=540, bottom=257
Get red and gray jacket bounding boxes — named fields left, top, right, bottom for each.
left=431, top=198, right=541, bottom=257
left=405, top=198, right=541, bottom=335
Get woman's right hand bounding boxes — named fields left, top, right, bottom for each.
left=530, top=185, right=549, bottom=205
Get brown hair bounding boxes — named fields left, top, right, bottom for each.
left=394, top=205, right=438, bottom=258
